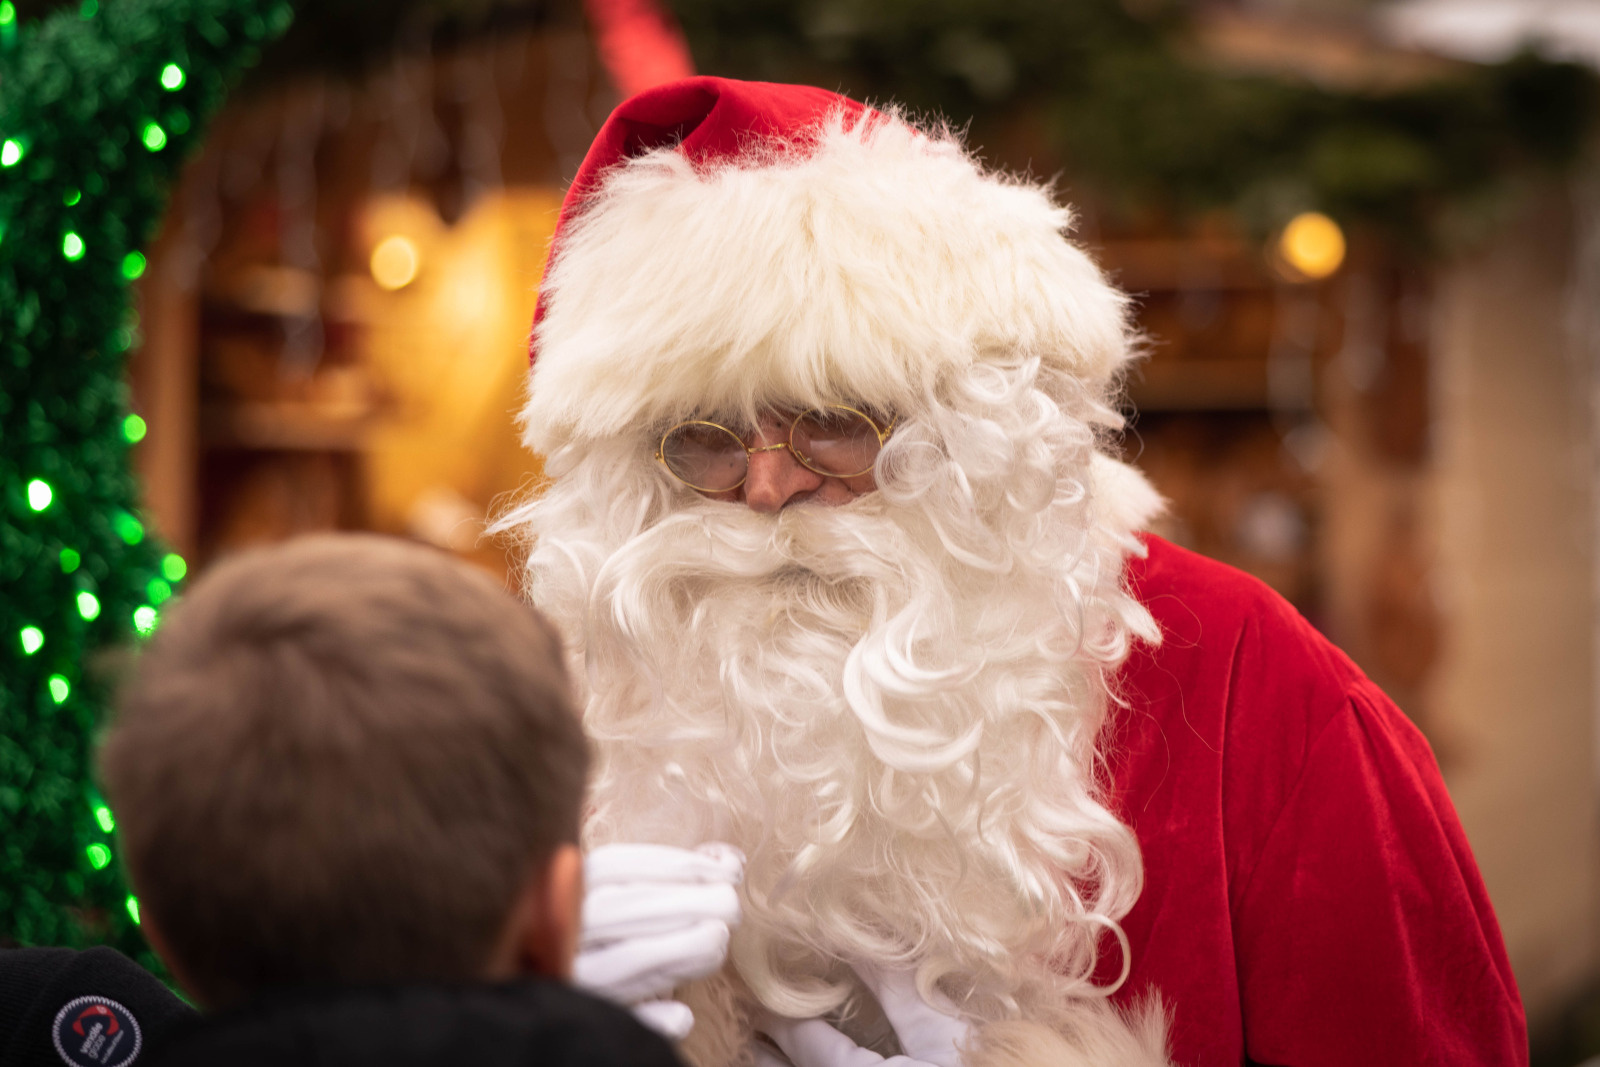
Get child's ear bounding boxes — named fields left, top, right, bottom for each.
left=515, top=843, right=584, bottom=980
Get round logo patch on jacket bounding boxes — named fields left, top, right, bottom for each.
left=51, top=995, right=143, bottom=1067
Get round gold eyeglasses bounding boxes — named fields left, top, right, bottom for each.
left=655, top=405, right=897, bottom=493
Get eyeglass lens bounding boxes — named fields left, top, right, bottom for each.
left=659, top=408, right=884, bottom=491
left=789, top=408, right=881, bottom=478
left=660, top=422, right=749, bottom=492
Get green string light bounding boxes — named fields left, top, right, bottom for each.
left=140, top=122, right=167, bottom=152
left=76, top=591, right=101, bottom=621
left=95, top=805, right=115, bottom=834
left=132, top=606, right=158, bottom=635
left=125, top=896, right=140, bottom=925
left=0, top=2, right=14, bottom=24
left=121, top=250, right=147, bottom=279
left=122, top=413, right=148, bottom=443
left=161, top=553, right=188, bottom=582
left=113, top=512, right=144, bottom=545
left=62, top=232, right=86, bottom=260
left=63, top=188, right=81, bottom=206
left=26, top=479, right=53, bottom=511
left=160, top=63, right=186, bottom=90
left=146, top=578, right=172, bottom=604
left=59, top=548, right=81, bottom=574
left=0, top=139, right=20, bottom=166
left=86, top=844, right=112, bottom=870
left=19, top=626, right=44, bottom=655
left=47, top=675, right=70, bottom=704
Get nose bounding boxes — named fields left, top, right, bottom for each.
left=742, top=441, right=823, bottom=513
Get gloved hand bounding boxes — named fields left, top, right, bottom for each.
left=574, top=842, right=744, bottom=1041
left=755, top=961, right=971, bottom=1067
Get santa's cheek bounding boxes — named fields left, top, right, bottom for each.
left=841, top=472, right=878, bottom=497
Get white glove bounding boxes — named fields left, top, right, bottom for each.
left=574, top=842, right=744, bottom=1041
left=755, top=962, right=971, bottom=1067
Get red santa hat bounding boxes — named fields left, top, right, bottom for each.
left=523, top=76, right=1134, bottom=456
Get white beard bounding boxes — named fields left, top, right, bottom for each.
left=505, top=360, right=1172, bottom=1066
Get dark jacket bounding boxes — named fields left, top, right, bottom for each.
left=0, top=946, right=196, bottom=1067
left=149, top=979, right=685, bottom=1067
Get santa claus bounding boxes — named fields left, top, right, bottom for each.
left=501, top=78, right=1525, bottom=1067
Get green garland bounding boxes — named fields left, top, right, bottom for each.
left=0, top=0, right=291, bottom=958
left=668, top=0, right=1598, bottom=249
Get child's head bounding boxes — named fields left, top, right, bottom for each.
left=98, top=534, right=590, bottom=1009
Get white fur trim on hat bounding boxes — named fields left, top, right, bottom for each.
left=523, top=110, right=1135, bottom=454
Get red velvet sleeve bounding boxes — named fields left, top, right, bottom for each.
left=1231, top=682, right=1526, bottom=1066
left=1113, top=538, right=1526, bottom=1066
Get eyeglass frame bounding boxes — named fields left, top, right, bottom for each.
left=654, top=404, right=898, bottom=493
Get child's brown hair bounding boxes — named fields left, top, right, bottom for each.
left=99, top=534, right=589, bottom=1007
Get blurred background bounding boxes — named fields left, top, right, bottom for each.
left=33, top=0, right=1600, bottom=1058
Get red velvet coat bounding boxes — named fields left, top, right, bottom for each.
left=1107, top=536, right=1526, bottom=1066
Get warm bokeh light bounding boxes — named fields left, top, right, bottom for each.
left=1278, top=211, right=1346, bottom=280
left=370, top=234, right=421, bottom=290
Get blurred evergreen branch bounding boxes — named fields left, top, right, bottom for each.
left=667, top=0, right=1599, bottom=249
left=15, top=0, right=569, bottom=88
